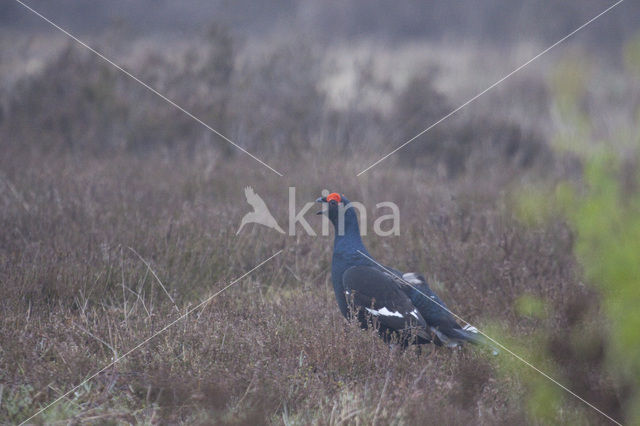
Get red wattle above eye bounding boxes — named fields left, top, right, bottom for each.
left=326, top=193, right=341, bottom=203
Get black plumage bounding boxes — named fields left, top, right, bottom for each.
left=317, top=192, right=491, bottom=349
left=401, top=273, right=486, bottom=347
left=343, top=265, right=431, bottom=344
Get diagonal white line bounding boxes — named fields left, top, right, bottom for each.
left=356, top=0, right=624, bottom=176
left=13, top=0, right=284, bottom=177
left=128, top=246, right=180, bottom=313
left=19, top=250, right=282, bottom=425
left=356, top=250, right=621, bottom=425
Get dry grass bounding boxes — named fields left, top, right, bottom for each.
left=0, top=150, right=617, bottom=424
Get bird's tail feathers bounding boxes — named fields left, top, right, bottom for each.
left=452, top=326, right=500, bottom=355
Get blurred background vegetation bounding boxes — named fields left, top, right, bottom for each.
left=510, top=42, right=640, bottom=424
left=1, top=1, right=639, bottom=424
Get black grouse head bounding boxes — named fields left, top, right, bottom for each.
left=315, top=192, right=353, bottom=225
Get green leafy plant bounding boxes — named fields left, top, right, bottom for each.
left=514, top=45, right=640, bottom=423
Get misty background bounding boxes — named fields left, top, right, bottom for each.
left=2, top=1, right=638, bottom=45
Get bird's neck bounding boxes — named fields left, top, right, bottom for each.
left=332, top=210, right=369, bottom=256
left=329, top=208, right=373, bottom=318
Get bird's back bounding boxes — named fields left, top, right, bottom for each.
left=401, top=274, right=460, bottom=331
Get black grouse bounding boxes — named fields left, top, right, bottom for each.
left=316, top=192, right=486, bottom=347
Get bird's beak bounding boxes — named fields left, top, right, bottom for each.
left=315, top=196, right=326, bottom=215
